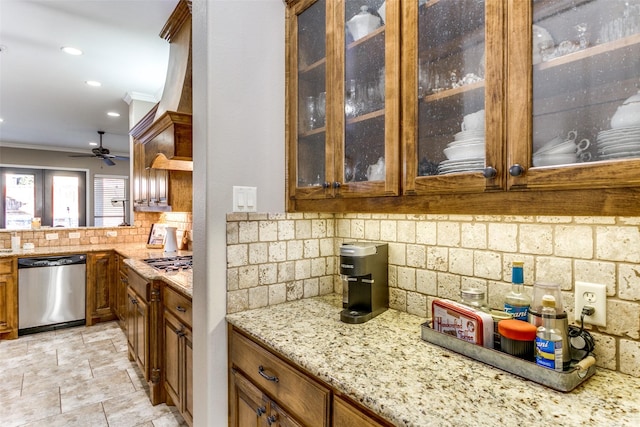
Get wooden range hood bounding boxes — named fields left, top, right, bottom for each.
left=130, top=0, right=192, bottom=171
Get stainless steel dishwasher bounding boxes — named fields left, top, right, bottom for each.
left=18, top=254, right=87, bottom=335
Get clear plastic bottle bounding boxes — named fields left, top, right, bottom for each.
left=535, top=295, right=564, bottom=371
left=504, top=261, right=531, bottom=321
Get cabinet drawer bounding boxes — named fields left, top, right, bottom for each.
left=0, top=258, right=14, bottom=274
left=229, top=329, right=329, bottom=427
left=163, top=285, right=192, bottom=328
left=128, top=270, right=148, bottom=299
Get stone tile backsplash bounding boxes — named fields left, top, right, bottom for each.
left=226, top=212, right=640, bottom=377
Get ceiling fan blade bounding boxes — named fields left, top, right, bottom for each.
left=69, top=154, right=97, bottom=158
left=102, top=157, right=116, bottom=166
left=113, top=155, right=130, bottom=161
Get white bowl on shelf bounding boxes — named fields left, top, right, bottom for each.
left=443, top=142, right=485, bottom=161
left=610, top=91, right=640, bottom=129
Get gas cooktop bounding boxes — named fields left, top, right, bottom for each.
left=143, top=255, right=192, bottom=272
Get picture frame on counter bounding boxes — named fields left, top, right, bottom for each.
left=147, top=223, right=167, bottom=247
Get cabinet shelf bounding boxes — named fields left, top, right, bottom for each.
left=346, top=108, right=384, bottom=126
left=422, top=80, right=485, bottom=103
left=534, top=33, right=640, bottom=98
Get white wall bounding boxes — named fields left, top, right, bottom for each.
left=192, top=1, right=285, bottom=425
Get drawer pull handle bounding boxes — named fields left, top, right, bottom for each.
left=256, top=406, right=266, bottom=416
left=258, top=365, right=279, bottom=383
left=176, top=306, right=187, bottom=313
left=267, top=414, right=277, bottom=425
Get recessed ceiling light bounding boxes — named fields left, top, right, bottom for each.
left=0, top=118, right=4, bottom=123
left=61, top=46, right=83, bottom=56
left=85, top=80, right=101, bottom=87
left=107, top=112, right=120, bottom=117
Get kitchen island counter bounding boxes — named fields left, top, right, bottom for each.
left=226, top=294, right=640, bottom=427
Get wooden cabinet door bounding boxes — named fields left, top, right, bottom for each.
left=183, top=328, right=193, bottom=426
left=230, top=369, right=270, bottom=427
left=286, top=0, right=400, bottom=209
left=86, top=251, right=115, bottom=326
left=333, top=395, right=389, bottom=427
left=127, top=286, right=149, bottom=379
left=402, top=0, right=505, bottom=195
left=505, top=0, right=640, bottom=192
left=135, top=294, right=149, bottom=377
left=0, top=258, right=17, bottom=339
left=163, top=310, right=182, bottom=408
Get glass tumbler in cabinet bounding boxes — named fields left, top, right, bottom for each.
left=508, top=0, right=640, bottom=190
left=404, top=0, right=503, bottom=195
left=291, top=0, right=327, bottom=194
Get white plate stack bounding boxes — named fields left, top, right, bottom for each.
left=596, top=126, right=640, bottom=160
left=438, top=130, right=485, bottom=174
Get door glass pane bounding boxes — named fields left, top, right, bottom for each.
left=344, top=0, right=386, bottom=183
left=297, top=0, right=326, bottom=187
left=417, top=0, right=486, bottom=176
left=52, top=175, right=79, bottom=227
left=4, top=172, right=35, bottom=229
left=532, top=0, right=640, bottom=167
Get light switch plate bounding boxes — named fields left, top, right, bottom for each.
left=45, top=233, right=58, bottom=240
left=106, top=231, right=118, bottom=237
left=69, top=232, right=81, bottom=239
left=233, top=186, right=257, bottom=212
left=575, top=281, right=607, bottom=326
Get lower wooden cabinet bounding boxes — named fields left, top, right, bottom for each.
left=126, top=269, right=163, bottom=405
left=228, top=326, right=393, bottom=427
left=86, top=251, right=116, bottom=326
left=163, top=285, right=193, bottom=426
left=229, top=328, right=330, bottom=427
left=0, top=257, right=17, bottom=339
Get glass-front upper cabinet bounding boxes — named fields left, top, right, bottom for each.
left=286, top=0, right=400, bottom=205
left=288, top=0, right=328, bottom=200
left=508, top=0, right=640, bottom=190
left=403, top=0, right=505, bottom=195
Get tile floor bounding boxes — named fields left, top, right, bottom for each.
left=0, top=322, right=187, bottom=427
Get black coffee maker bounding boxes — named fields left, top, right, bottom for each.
left=340, top=242, right=388, bottom=324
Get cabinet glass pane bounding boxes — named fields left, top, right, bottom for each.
left=344, top=0, right=386, bottom=183
left=417, top=0, right=486, bottom=176
left=297, top=0, right=326, bottom=187
left=532, top=0, right=640, bottom=167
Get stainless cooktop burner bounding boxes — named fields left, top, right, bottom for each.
left=143, top=255, right=192, bottom=272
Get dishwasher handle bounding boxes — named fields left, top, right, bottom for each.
left=18, top=254, right=87, bottom=268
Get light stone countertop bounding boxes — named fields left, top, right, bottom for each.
left=226, top=294, right=640, bottom=427
left=1, top=243, right=192, bottom=298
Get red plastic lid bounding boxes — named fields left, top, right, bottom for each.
left=498, top=319, right=537, bottom=341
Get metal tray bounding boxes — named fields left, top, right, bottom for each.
left=421, top=322, right=596, bottom=392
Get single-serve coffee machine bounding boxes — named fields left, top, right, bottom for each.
left=340, top=242, right=388, bottom=324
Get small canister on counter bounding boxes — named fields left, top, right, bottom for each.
left=498, top=319, right=537, bottom=361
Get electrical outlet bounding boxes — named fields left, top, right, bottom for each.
left=575, top=281, right=607, bottom=326
left=69, top=232, right=81, bottom=239
left=45, top=233, right=58, bottom=240
left=106, top=231, right=117, bottom=237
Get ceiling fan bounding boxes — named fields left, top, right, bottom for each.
left=70, top=131, right=129, bottom=166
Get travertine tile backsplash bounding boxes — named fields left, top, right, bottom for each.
left=226, top=212, right=640, bottom=377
